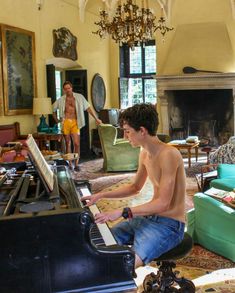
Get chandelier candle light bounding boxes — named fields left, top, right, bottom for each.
left=93, top=0, right=173, bottom=49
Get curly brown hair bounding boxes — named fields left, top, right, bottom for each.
left=119, top=103, right=159, bottom=136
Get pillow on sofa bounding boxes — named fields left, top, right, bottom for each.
left=217, top=163, right=235, bottom=179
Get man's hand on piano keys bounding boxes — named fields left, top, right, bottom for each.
left=94, top=210, right=122, bottom=224
left=83, top=193, right=101, bottom=206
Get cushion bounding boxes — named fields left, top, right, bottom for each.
left=210, top=178, right=235, bottom=191
left=0, top=150, right=27, bottom=162
left=217, top=163, right=235, bottom=179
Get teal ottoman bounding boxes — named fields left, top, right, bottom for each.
left=187, top=192, right=235, bottom=262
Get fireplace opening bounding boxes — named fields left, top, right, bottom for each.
left=168, top=89, right=234, bottom=146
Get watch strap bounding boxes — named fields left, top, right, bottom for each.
left=122, top=207, right=133, bottom=219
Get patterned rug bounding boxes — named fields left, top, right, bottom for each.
left=73, top=157, right=235, bottom=292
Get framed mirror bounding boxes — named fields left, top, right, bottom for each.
left=91, top=73, right=106, bottom=112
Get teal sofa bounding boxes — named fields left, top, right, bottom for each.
left=210, top=163, right=235, bottom=191
left=187, top=192, right=235, bottom=262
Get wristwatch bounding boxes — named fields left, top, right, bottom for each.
left=122, top=207, right=133, bottom=219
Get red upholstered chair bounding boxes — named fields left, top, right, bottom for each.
left=0, top=122, right=27, bottom=147
left=0, top=122, right=27, bottom=162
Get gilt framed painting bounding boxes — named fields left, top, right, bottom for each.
left=1, top=24, right=37, bottom=115
left=0, top=37, right=4, bottom=116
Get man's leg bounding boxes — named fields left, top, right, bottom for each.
left=111, top=219, right=144, bottom=268
left=71, top=132, right=80, bottom=168
left=70, top=120, right=80, bottom=170
left=135, top=254, right=144, bottom=268
left=64, top=134, right=72, bottom=153
left=64, top=134, right=73, bottom=168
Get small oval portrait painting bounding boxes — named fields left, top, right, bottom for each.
left=91, top=74, right=106, bottom=112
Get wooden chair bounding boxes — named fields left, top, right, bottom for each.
left=0, top=122, right=27, bottom=147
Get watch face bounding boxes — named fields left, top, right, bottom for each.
left=122, top=207, right=129, bottom=219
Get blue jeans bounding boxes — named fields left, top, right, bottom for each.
left=111, top=215, right=185, bottom=265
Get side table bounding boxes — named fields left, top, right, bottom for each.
left=201, top=146, right=215, bottom=164
left=168, top=141, right=200, bottom=168
left=32, top=132, right=65, bottom=152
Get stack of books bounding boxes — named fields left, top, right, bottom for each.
left=205, top=187, right=235, bottom=208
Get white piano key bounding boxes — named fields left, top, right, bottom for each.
left=79, top=188, right=117, bottom=246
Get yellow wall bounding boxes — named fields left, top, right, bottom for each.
left=1, top=0, right=235, bottom=135
left=0, top=0, right=110, bottom=134
left=108, top=0, right=235, bottom=131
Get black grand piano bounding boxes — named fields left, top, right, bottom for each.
left=0, top=137, right=137, bottom=293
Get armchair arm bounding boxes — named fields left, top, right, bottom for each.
left=201, top=163, right=218, bottom=174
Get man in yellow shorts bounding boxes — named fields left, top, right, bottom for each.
left=52, top=81, right=102, bottom=171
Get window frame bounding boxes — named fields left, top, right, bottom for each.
left=119, top=40, right=156, bottom=108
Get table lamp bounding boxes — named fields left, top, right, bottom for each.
left=33, top=97, right=52, bottom=132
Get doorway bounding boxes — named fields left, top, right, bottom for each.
left=46, top=65, right=90, bottom=156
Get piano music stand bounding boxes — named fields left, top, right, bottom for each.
left=28, top=153, right=59, bottom=200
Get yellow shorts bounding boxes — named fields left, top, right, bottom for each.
left=62, top=119, right=80, bottom=135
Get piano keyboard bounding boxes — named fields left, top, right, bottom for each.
left=78, top=187, right=117, bottom=246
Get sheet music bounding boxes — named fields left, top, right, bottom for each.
left=26, top=135, right=54, bottom=191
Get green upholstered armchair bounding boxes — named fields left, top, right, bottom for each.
left=98, top=124, right=140, bottom=172
left=157, top=133, right=171, bottom=143
left=187, top=192, right=235, bottom=262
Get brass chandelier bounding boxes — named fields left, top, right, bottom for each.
left=93, top=0, right=173, bottom=49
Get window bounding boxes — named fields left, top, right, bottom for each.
left=55, top=70, right=62, bottom=100
left=55, top=70, right=62, bottom=130
left=119, top=41, right=157, bottom=108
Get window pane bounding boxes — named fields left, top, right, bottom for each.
left=55, top=70, right=62, bottom=130
left=129, top=78, right=143, bottom=105
left=145, top=45, right=156, bottom=73
left=55, top=71, right=62, bottom=99
left=144, top=79, right=157, bottom=104
left=129, top=47, right=142, bottom=74
left=120, top=78, right=143, bottom=108
left=120, top=78, right=129, bottom=109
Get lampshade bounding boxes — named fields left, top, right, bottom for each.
left=33, top=97, right=52, bottom=115
left=33, top=98, right=52, bottom=133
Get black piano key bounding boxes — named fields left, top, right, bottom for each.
left=90, top=224, right=105, bottom=246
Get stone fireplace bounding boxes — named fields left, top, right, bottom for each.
left=156, top=73, right=235, bottom=146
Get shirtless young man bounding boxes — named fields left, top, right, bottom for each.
left=83, top=103, right=186, bottom=268
left=53, top=81, right=101, bottom=171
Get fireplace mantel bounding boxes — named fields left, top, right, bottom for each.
left=156, top=73, right=235, bottom=135
left=156, top=73, right=235, bottom=95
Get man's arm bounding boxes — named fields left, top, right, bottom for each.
left=86, top=107, right=102, bottom=125
left=83, top=152, right=148, bottom=206
left=52, top=100, right=61, bottom=124
left=52, top=112, right=60, bottom=124
left=94, top=147, right=183, bottom=224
